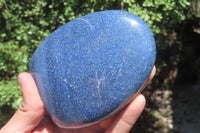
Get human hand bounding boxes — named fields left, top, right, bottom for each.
left=0, top=66, right=156, bottom=133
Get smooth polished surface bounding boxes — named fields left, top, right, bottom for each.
left=30, top=10, right=156, bottom=128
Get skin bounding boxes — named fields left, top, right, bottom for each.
left=0, top=66, right=156, bottom=133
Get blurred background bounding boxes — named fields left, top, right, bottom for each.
left=0, top=0, right=200, bottom=132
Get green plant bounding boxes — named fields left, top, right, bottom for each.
left=0, top=76, right=22, bottom=127
left=125, top=0, right=190, bottom=34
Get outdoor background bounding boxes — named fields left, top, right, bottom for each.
left=0, top=0, right=200, bottom=133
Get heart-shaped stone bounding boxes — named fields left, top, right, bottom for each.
left=30, top=10, right=156, bottom=128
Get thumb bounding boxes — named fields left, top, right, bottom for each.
left=0, top=72, right=45, bottom=133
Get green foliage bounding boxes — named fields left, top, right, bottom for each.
left=125, top=0, right=190, bottom=34
left=0, top=77, right=22, bottom=110
left=0, top=0, right=190, bottom=126
left=0, top=76, right=22, bottom=127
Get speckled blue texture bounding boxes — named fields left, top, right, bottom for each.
left=30, top=10, right=156, bottom=128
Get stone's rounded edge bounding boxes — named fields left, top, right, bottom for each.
left=50, top=113, right=99, bottom=129
left=29, top=10, right=157, bottom=128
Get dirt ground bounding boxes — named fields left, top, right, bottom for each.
left=172, top=82, right=200, bottom=133
left=133, top=81, right=200, bottom=133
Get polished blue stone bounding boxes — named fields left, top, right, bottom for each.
left=30, top=10, right=156, bottom=128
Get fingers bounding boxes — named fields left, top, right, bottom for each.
left=147, top=65, right=156, bottom=84
left=137, top=65, right=156, bottom=94
left=105, top=94, right=146, bottom=133
left=19, top=73, right=44, bottom=112
left=0, top=72, right=45, bottom=133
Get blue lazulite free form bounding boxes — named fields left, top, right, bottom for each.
left=30, top=10, right=156, bottom=128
